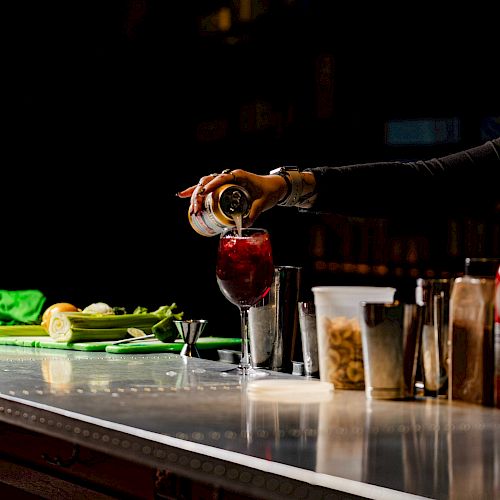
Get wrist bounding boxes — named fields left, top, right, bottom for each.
left=269, top=166, right=303, bottom=207
left=269, top=167, right=317, bottom=208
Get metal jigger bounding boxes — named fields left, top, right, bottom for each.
left=174, top=320, right=208, bottom=357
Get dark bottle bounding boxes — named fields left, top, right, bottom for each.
left=449, top=257, right=497, bottom=406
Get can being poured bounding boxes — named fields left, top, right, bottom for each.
left=189, top=184, right=251, bottom=237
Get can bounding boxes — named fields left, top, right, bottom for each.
left=188, top=184, right=251, bottom=237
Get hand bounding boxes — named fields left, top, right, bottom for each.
left=177, top=169, right=288, bottom=227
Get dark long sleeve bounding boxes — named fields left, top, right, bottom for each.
left=308, top=138, right=500, bottom=218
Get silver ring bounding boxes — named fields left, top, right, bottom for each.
left=221, top=169, right=236, bottom=182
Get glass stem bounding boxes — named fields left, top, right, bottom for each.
left=239, top=306, right=251, bottom=373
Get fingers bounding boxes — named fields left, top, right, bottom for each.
left=185, top=171, right=238, bottom=215
left=202, top=170, right=237, bottom=193
left=247, top=199, right=265, bottom=227
left=177, top=185, right=196, bottom=198
left=189, top=174, right=213, bottom=214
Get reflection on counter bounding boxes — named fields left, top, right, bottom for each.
left=40, top=352, right=113, bottom=393
left=41, top=357, right=73, bottom=391
left=448, top=409, right=497, bottom=499
left=316, top=398, right=364, bottom=481
left=0, top=346, right=498, bottom=498
left=244, top=391, right=321, bottom=469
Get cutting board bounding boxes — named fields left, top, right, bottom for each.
left=0, top=336, right=241, bottom=353
left=105, top=337, right=241, bottom=354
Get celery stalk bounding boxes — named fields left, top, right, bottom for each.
left=48, top=303, right=183, bottom=343
left=59, top=313, right=159, bottom=329
left=66, top=327, right=153, bottom=343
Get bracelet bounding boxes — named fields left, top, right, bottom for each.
left=295, top=168, right=318, bottom=209
left=269, top=166, right=304, bottom=207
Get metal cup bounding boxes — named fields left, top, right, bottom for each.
left=360, top=302, right=406, bottom=400
left=174, top=320, right=208, bottom=358
left=248, top=266, right=301, bottom=373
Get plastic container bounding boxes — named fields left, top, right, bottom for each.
left=312, top=286, right=396, bottom=389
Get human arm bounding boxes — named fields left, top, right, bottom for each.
left=177, top=169, right=316, bottom=226
left=178, top=138, right=500, bottom=224
left=308, top=138, right=500, bottom=217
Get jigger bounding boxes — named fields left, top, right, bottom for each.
left=174, top=319, right=208, bottom=357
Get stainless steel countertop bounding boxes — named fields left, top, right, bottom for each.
left=0, top=346, right=498, bottom=500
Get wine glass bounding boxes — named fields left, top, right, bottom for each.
left=216, top=227, right=274, bottom=376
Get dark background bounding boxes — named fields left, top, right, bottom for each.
left=3, top=1, right=499, bottom=335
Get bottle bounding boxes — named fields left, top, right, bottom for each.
left=463, top=257, right=498, bottom=406
left=449, top=276, right=490, bottom=405
left=188, top=184, right=251, bottom=237
left=448, top=257, right=497, bottom=406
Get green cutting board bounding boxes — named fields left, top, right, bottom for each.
left=104, top=337, right=241, bottom=354
left=0, top=336, right=48, bottom=347
left=0, top=336, right=241, bottom=353
left=0, top=336, right=113, bottom=350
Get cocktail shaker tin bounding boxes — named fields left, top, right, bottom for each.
left=189, top=184, right=251, bottom=237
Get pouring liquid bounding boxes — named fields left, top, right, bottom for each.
left=232, top=212, right=243, bottom=237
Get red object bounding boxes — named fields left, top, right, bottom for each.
left=495, top=265, right=500, bottom=407
left=216, top=230, right=273, bottom=308
left=496, top=265, right=500, bottom=324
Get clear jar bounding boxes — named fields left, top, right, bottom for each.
left=415, top=278, right=454, bottom=397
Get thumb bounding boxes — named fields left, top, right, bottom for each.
left=246, top=200, right=265, bottom=227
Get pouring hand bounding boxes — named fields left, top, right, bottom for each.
left=177, top=169, right=287, bottom=227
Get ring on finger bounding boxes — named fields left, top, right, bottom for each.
left=221, top=168, right=237, bottom=182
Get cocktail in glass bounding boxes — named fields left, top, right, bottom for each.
left=216, top=227, right=273, bottom=376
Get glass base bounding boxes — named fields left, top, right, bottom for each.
left=221, top=366, right=270, bottom=378
left=366, top=387, right=406, bottom=400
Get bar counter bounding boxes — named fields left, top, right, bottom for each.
left=0, top=345, right=498, bottom=499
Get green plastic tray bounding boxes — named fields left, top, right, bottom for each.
left=105, top=337, right=241, bottom=354
left=0, top=336, right=241, bottom=353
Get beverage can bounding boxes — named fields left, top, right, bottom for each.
left=189, top=184, right=251, bottom=237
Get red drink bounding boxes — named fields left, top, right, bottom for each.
left=216, top=229, right=273, bottom=308
left=495, top=265, right=500, bottom=407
